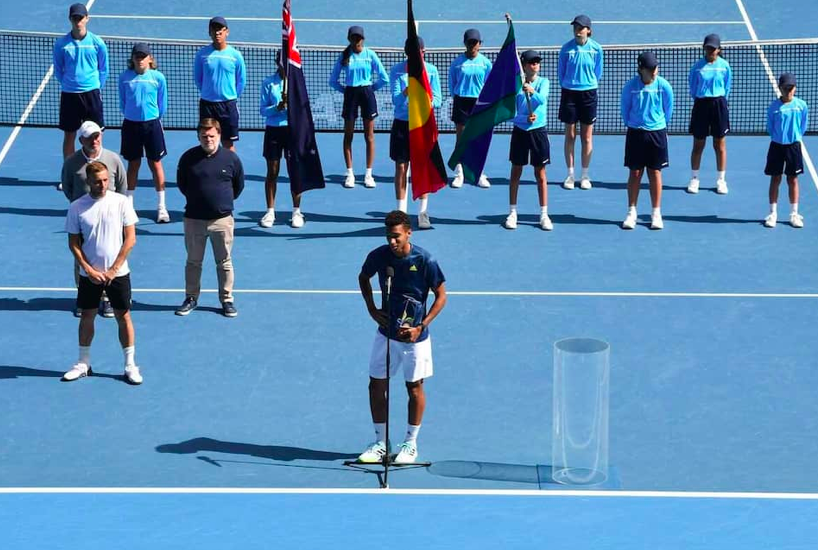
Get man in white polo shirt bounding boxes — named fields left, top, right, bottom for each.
left=64, top=161, right=142, bottom=384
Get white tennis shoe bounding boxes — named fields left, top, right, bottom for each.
left=124, top=365, right=143, bottom=385
left=358, top=440, right=390, bottom=463
left=504, top=211, right=518, bottom=229
left=764, top=212, right=777, bottom=228
left=259, top=211, right=275, bottom=228
left=622, top=210, right=637, bottom=230
left=63, top=363, right=92, bottom=381
left=687, top=178, right=700, bottom=194
left=563, top=175, right=575, bottom=190
left=394, top=441, right=418, bottom=464
left=343, top=173, right=355, bottom=188
left=418, top=211, right=431, bottom=229
left=715, top=178, right=729, bottom=195
left=790, top=212, right=804, bottom=228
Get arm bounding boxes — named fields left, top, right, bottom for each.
left=371, top=51, right=389, bottom=92
left=113, top=156, right=128, bottom=195
left=595, top=44, right=603, bottom=81
left=688, top=63, right=696, bottom=98
left=390, top=65, right=405, bottom=105
left=235, top=50, right=246, bottom=97
left=448, top=59, right=457, bottom=95
left=401, top=282, right=447, bottom=343
left=68, top=233, right=106, bottom=285
left=620, top=82, right=630, bottom=126
left=663, top=80, right=674, bottom=124
left=724, top=61, right=732, bottom=99
left=102, top=224, right=136, bottom=283
left=53, top=39, right=64, bottom=84
left=193, top=51, right=203, bottom=92
left=429, top=65, right=442, bottom=108
left=177, top=155, right=188, bottom=196
left=328, top=57, right=344, bottom=93
left=97, top=37, right=109, bottom=87
left=557, top=47, right=566, bottom=84
left=358, top=271, right=388, bottom=327
left=259, top=80, right=279, bottom=118
left=118, top=73, right=127, bottom=116
left=232, top=156, right=245, bottom=199
left=157, top=72, right=168, bottom=118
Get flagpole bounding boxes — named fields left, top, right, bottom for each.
left=505, top=12, right=532, bottom=116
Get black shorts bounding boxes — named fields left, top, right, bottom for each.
left=342, top=86, right=378, bottom=121
left=558, top=88, right=598, bottom=125
left=199, top=99, right=240, bottom=141
left=120, top=118, right=167, bottom=161
left=765, top=142, right=804, bottom=177
left=77, top=274, right=132, bottom=311
left=451, top=96, right=477, bottom=125
left=624, top=128, right=669, bottom=171
left=263, top=126, right=289, bottom=160
left=59, top=89, right=104, bottom=132
left=509, top=126, right=551, bottom=166
left=689, top=96, right=730, bottom=139
left=390, top=119, right=410, bottom=163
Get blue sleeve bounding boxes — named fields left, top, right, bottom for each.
left=371, top=51, right=389, bottom=92
left=803, top=101, right=809, bottom=136
left=725, top=61, right=732, bottom=98
left=663, top=79, right=674, bottom=123
left=194, top=51, right=203, bottom=92
left=97, top=37, right=109, bottom=87
left=595, top=44, right=603, bottom=81
left=361, top=249, right=382, bottom=278
left=233, top=156, right=245, bottom=199
left=558, top=45, right=567, bottom=84
left=425, top=255, right=445, bottom=290
left=259, top=80, right=274, bottom=118
left=329, top=56, right=344, bottom=93
left=118, top=72, right=126, bottom=115
left=528, top=78, right=548, bottom=109
left=53, top=39, right=64, bottom=84
left=448, top=58, right=458, bottom=95
left=688, top=63, right=697, bottom=98
left=390, top=64, right=404, bottom=105
left=429, top=65, right=442, bottom=108
left=235, top=50, right=246, bottom=96
left=157, top=72, right=167, bottom=117
left=621, top=81, right=631, bottom=124
left=766, top=101, right=774, bottom=136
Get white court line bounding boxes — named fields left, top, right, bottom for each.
left=1, top=487, right=818, bottom=499
left=90, top=15, right=746, bottom=25
left=1, top=287, right=818, bottom=298
left=734, top=0, right=818, bottom=193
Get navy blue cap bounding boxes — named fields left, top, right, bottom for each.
left=463, top=28, right=481, bottom=43
left=571, top=14, right=591, bottom=28
left=779, top=73, right=796, bottom=87
left=69, top=3, right=88, bottom=18
left=404, top=36, right=425, bottom=54
left=638, top=51, right=659, bottom=70
left=209, top=16, right=227, bottom=28
left=131, top=42, right=151, bottom=56
left=348, top=25, right=365, bottom=39
left=521, top=50, right=542, bottom=64
left=703, top=34, right=721, bottom=49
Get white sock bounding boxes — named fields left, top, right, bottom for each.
left=652, top=207, right=661, bottom=217
left=365, top=168, right=373, bottom=178
left=455, top=164, right=463, bottom=176
left=123, top=346, right=135, bottom=368
left=267, top=207, right=275, bottom=215
left=770, top=203, right=777, bottom=214
left=541, top=205, right=548, bottom=216
left=397, top=198, right=408, bottom=213
left=346, top=167, right=354, bottom=176
left=717, top=171, right=726, bottom=181
left=581, top=167, right=589, bottom=180
left=125, top=190, right=134, bottom=205
left=628, top=206, right=637, bottom=216
left=419, top=197, right=428, bottom=213
left=567, top=167, right=575, bottom=178
left=374, top=422, right=386, bottom=443
left=509, top=204, right=517, bottom=214
left=157, top=190, right=166, bottom=208
left=79, top=345, right=91, bottom=366
left=292, top=207, right=301, bottom=216
left=404, top=424, right=421, bottom=444
left=791, top=203, right=799, bottom=215
left=692, top=169, right=700, bottom=180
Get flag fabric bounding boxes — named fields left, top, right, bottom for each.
left=406, top=0, right=447, bottom=200
left=282, top=0, right=325, bottom=194
left=447, top=21, right=522, bottom=183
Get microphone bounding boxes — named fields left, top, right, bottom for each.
left=385, top=266, right=394, bottom=295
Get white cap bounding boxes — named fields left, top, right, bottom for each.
left=78, top=120, right=102, bottom=139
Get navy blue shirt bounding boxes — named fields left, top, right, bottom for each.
left=177, top=146, right=245, bottom=220
left=362, top=244, right=445, bottom=342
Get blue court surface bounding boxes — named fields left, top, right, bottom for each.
left=2, top=0, right=818, bottom=547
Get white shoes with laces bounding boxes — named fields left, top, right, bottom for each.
left=259, top=211, right=275, bottom=228
left=63, top=363, right=92, bottom=381
left=503, top=211, right=517, bottom=230
left=394, top=441, right=418, bottom=464
left=562, top=175, right=575, bottom=190
left=715, top=178, right=729, bottom=195
left=417, top=211, right=431, bottom=229
left=291, top=211, right=305, bottom=228
left=125, top=365, right=143, bottom=385
left=343, top=173, right=355, bottom=188
left=687, top=178, right=700, bottom=194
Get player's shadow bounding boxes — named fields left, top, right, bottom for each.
left=0, top=365, right=125, bottom=382
left=661, top=214, right=761, bottom=225
left=235, top=210, right=383, bottom=226
left=156, top=436, right=359, bottom=464
left=477, top=213, right=620, bottom=227
left=0, top=206, right=68, bottom=217
left=0, top=177, right=60, bottom=188
left=0, top=297, right=187, bottom=314
left=134, top=209, right=185, bottom=223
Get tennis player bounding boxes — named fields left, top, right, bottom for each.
left=763, top=73, right=808, bottom=228
left=259, top=60, right=304, bottom=229
left=63, top=161, right=141, bottom=385
left=118, top=42, right=169, bottom=223
left=329, top=26, right=389, bottom=189
left=194, top=16, right=246, bottom=151
left=389, top=36, right=442, bottom=229
left=504, top=50, right=553, bottom=231
left=449, top=28, right=493, bottom=188
left=558, top=14, right=603, bottom=190
left=53, top=3, right=109, bottom=160
left=357, top=210, right=447, bottom=464
left=620, top=52, right=674, bottom=230
left=687, top=34, right=732, bottom=195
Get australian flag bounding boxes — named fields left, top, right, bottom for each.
left=282, top=0, right=325, bottom=193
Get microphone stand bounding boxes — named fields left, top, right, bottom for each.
left=383, top=266, right=394, bottom=488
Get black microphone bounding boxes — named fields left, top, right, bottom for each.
left=385, top=266, right=394, bottom=296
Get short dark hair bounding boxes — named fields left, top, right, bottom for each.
left=198, top=118, right=221, bottom=135
left=385, top=210, right=411, bottom=230
left=85, top=160, right=109, bottom=180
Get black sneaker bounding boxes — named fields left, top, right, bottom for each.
left=222, top=302, right=238, bottom=318
left=99, top=299, right=114, bottom=318
left=175, top=296, right=198, bottom=316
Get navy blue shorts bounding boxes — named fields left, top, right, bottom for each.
left=390, top=119, right=410, bottom=163
left=199, top=99, right=240, bottom=141
left=509, top=126, right=551, bottom=166
left=59, top=89, right=104, bottom=132
left=765, top=141, right=804, bottom=177
left=625, top=128, right=669, bottom=171
left=689, top=96, right=730, bottom=139
left=77, top=274, right=132, bottom=311
left=342, top=86, right=378, bottom=121
left=558, top=88, right=598, bottom=125
left=451, top=96, right=477, bottom=125
left=120, top=119, right=167, bottom=161
left=263, top=126, right=289, bottom=160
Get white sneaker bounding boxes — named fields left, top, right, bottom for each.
left=418, top=211, right=431, bottom=229
left=57, top=183, right=63, bottom=191
left=651, top=213, right=664, bottom=230
left=622, top=211, right=637, bottom=230
left=451, top=166, right=464, bottom=188
left=358, top=440, right=390, bottom=463
left=563, top=175, right=575, bottom=190
left=63, top=363, right=91, bottom=381
left=343, top=173, right=355, bottom=188
left=715, top=178, right=729, bottom=195
left=504, top=211, right=517, bottom=229
left=477, top=174, right=491, bottom=188
left=579, top=177, right=592, bottom=190
left=687, top=178, right=700, bottom=194
left=291, top=211, right=305, bottom=228
left=364, top=174, right=376, bottom=188
left=394, top=441, right=418, bottom=464
left=156, top=206, right=170, bottom=223
left=790, top=212, right=804, bottom=228
left=124, top=364, right=143, bottom=385
left=259, top=211, right=275, bottom=228
left=540, top=214, right=553, bottom=231
left=764, top=212, right=777, bottom=228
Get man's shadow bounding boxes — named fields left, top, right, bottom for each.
left=0, top=365, right=125, bottom=382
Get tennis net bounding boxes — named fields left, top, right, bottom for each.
left=1, top=30, right=816, bottom=135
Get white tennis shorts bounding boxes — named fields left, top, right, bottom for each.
left=368, top=330, right=433, bottom=382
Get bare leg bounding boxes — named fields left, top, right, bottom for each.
left=147, top=159, right=166, bottom=192
left=265, top=159, right=280, bottom=209
left=627, top=169, right=644, bottom=206
left=509, top=165, right=523, bottom=205
left=563, top=123, right=577, bottom=170
left=343, top=120, right=355, bottom=169
left=647, top=169, right=663, bottom=208
left=535, top=165, right=547, bottom=207
left=580, top=123, right=594, bottom=170
left=690, top=138, right=706, bottom=171
left=406, top=380, right=425, bottom=426
left=63, top=131, right=77, bottom=159
left=787, top=176, right=799, bottom=205
left=769, top=175, right=782, bottom=204
left=114, top=309, right=135, bottom=348
left=395, top=162, right=408, bottom=200
left=369, top=377, right=388, bottom=423
left=364, top=118, right=376, bottom=169
left=78, top=309, right=96, bottom=347
left=126, top=159, right=141, bottom=192
left=713, top=137, right=727, bottom=172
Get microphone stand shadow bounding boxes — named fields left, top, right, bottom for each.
left=427, top=460, right=620, bottom=489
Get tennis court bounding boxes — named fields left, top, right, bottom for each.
left=1, top=0, right=817, bottom=547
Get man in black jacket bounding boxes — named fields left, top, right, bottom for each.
left=175, top=118, right=245, bottom=317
